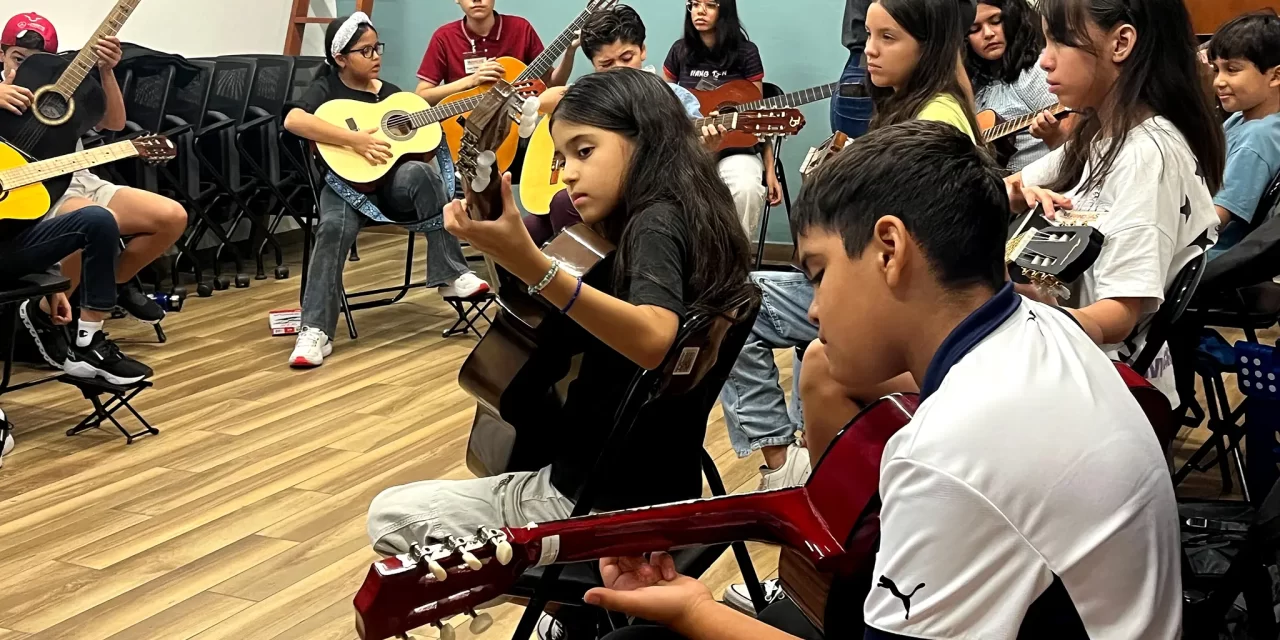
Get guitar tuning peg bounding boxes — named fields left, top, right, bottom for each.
left=476, top=150, right=497, bottom=170
left=518, top=117, right=538, bottom=139
left=468, top=611, right=494, bottom=634
left=428, top=559, right=447, bottom=582
left=494, top=539, right=514, bottom=566
left=521, top=97, right=541, bottom=119
left=460, top=550, right=482, bottom=571
left=435, top=622, right=456, bottom=640
left=471, top=174, right=491, bottom=193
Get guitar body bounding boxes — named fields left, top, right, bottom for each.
left=0, top=53, right=106, bottom=169
left=518, top=117, right=563, bottom=215
left=0, top=141, right=52, bottom=221
left=691, top=79, right=765, bottom=151
left=314, top=92, right=443, bottom=186
left=975, top=108, right=1018, bottom=167
left=440, top=57, right=528, bottom=173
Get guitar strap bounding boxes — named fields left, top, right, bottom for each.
left=323, top=141, right=458, bottom=234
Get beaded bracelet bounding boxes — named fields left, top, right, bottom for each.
left=561, top=276, right=584, bottom=314
left=528, top=258, right=561, bottom=296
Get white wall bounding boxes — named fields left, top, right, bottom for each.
left=26, top=0, right=335, bottom=58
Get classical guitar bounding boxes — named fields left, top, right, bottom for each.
left=352, top=366, right=1170, bottom=639
left=0, top=135, right=175, bottom=221
left=313, top=80, right=543, bottom=186
left=976, top=104, right=1072, bottom=166
left=691, top=80, right=841, bottom=152
left=519, top=108, right=808, bottom=214
left=1005, top=208, right=1105, bottom=300
left=0, top=0, right=142, bottom=161
left=800, top=131, right=849, bottom=180
left=438, top=0, right=619, bottom=173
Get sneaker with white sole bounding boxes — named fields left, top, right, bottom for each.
left=19, top=298, right=69, bottom=369
left=1, top=408, right=12, bottom=469
left=757, top=436, right=812, bottom=492
left=438, top=272, right=491, bottom=299
left=723, top=578, right=788, bottom=616
left=536, top=613, right=566, bottom=640
left=63, top=332, right=153, bottom=385
left=289, top=327, right=332, bottom=368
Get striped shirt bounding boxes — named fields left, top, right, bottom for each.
left=975, top=65, right=1057, bottom=172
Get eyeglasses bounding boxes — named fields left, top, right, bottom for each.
left=686, top=1, right=720, bottom=12
left=347, top=42, right=386, bottom=59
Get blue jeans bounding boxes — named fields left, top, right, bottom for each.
left=830, top=50, right=873, bottom=138
left=0, top=206, right=120, bottom=311
left=719, top=271, right=817, bottom=457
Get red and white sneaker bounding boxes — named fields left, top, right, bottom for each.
left=1, top=408, right=13, bottom=469
left=439, top=272, right=491, bottom=299
left=289, top=327, right=332, bottom=368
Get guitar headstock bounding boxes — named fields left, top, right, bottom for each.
left=130, top=135, right=177, bottom=164
left=730, top=108, right=806, bottom=138
left=800, top=131, right=849, bottom=180
left=457, top=80, right=544, bottom=222
left=1006, top=209, right=1104, bottom=299
left=353, top=528, right=534, bottom=640
left=587, top=0, right=620, bottom=11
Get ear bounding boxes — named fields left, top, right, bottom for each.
left=1268, top=65, right=1280, bottom=88
left=872, top=215, right=910, bottom=289
left=1110, top=23, right=1137, bottom=64
left=639, top=44, right=648, bottom=61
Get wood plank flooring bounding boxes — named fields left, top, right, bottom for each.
left=0, top=228, right=1253, bottom=639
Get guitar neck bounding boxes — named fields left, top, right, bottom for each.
left=739, top=82, right=837, bottom=112
left=508, top=489, right=843, bottom=567
left=517, top=8, right=593, bottom=83
left=983, top=104, right=1068, bottom=143
left=53, top=0, right=141, bottom=97
left=0, top=140, right=139, bottom=190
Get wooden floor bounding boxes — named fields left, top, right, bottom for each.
left=0, top=228, right=1255, bottom=640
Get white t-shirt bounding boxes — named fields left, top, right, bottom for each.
left=864, top=286, right=1182, bottom=639
left=1020, top=116, right=1218, bottom=404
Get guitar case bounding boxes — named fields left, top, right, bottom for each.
left=0, top=52, right=107, bottom=203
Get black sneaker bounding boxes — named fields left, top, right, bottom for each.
left=117, top=282, right=165, bottom=324
left=19, top=298, right=69, bottom=369
left=64, top=332, right=153, bottom=385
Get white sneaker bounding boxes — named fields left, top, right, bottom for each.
left=756, top=437, right=812, bottom=492
left=288, top=327, right=332, bottom=368
left=536, top=613, right=566, bottom=640
left=438, top=272, right=491, bottom=299
left=723, top=578, right=788, bottom=616
left=1, top=408, right=13, bottom=470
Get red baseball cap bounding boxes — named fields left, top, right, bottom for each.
left=2, top=13, right=58, bottom=53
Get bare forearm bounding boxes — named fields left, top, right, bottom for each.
left=284, top=109, right=358, bottom=147
left=99, top=70, right=126, bottom=131
left=1214, top=204, right=1235, bottom=227
left=1068, top=298, right=1142, bottom=345
left=674, top=602, right=802, bottom=640
left=548, top=50, right=577, bottom=88
left=416, top=79, right=470, bottom=106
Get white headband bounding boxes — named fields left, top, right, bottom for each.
left=331, top=12, right=373, bottom=58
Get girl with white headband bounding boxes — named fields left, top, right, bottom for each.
left=282, top=13, right=491, bottom=369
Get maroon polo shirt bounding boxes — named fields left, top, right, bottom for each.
left=417, top=12, right=545, bottom=86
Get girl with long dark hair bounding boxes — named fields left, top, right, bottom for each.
left=1008, top=0, right=1226, bottom=403
left=282, top=14, right=489, bottom=369
left=966, top=0, right=1070, bottom=170
left=368, top=68, right=755, bottom=611
left=662, top=0, right=782, bottom=239
left=864, top=0, right=983, bottom=139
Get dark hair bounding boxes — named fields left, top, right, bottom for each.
left=867, top=0, right=984, bottom=137
left=681, top=0, right=751, bottom=69
left=581, top=4, right=646, bottom=61
left=794, top=120, right=1009, bottom=291
left=1039, top=0, right=1225, bottom=194
left=1208, top=10, right=1280, bottom=73
left=965, top=0, right=1046, bottom=88
left=550, top=68, right=753, bottom=315
left=322, top=15, right=377, bottom=72
left=2, top=30, right=46, bottom=53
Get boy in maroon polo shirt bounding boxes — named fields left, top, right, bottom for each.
left=415, top=0, right=576, bottom=106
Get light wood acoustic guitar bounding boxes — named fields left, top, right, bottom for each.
left=0, top=135, right=175, bottom=221
left=518, top=108, right=808, bottom=214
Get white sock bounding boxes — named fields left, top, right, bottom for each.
left=76, top=320, right=104, bottom=347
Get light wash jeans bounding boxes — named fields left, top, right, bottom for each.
left=719, top=271, right=817, bottom=458
left=303, top=160, right=469, bottom=338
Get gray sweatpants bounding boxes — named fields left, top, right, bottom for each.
left=367, top=465, right=576, bottom=556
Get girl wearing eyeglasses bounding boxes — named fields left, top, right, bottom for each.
left=663, top=0, right=782, bottom=240
left=282, top=14, right=490, bottom=369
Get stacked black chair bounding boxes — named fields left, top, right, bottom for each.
left=508, top=291, right=769, bottom=639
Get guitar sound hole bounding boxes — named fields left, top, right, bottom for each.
left=382, top=111, right=414, bottom=141
left=36, top=92, right=70, bottom=121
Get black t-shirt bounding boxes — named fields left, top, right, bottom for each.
left=294, top=73, right=401, bottom=114
left=550, top=203, right=717, bottom=511
left=663, top=39, right=765, bottom=91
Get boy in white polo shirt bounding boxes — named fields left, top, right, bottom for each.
left=580, top=121, right=1181, bottom=640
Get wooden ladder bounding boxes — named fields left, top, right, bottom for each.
left=284, top=0, right=374, bottom=56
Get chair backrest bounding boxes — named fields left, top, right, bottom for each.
left=244, top=55, right=296, bottom=117
left=289, top=57, right=328, bottom=105
left=762, top=82, right=785, bottom=100
left=1131, top=252, right=1207, bottom=376
left=167, top=59, right=216, bottom=127
left=1252, top=166, right=1280, bottom=230
left=207, top=56, right=259, bottom=123
left=653, top=293, right=763, bottom=398
left=125, top=64, right=176, bottom=133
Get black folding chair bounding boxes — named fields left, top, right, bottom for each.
left=754, top=82, right=797, bottom=271
left=0, top=274, right=70, bottom=398
left=508, top=291, right=769, bottom=639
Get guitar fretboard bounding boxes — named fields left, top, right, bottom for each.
left=982, top=104, right=1068, bottom=143
left=738, top=82, right=838, bottom=112
left=0, top=141, right=138, bottom=190
left=52, top=0, right=141, bottom=97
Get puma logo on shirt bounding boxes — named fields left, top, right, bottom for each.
left=878, top=575, right=926, bottom=620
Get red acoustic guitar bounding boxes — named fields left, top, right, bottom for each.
left=691, top=79, right=839, bottom=152
left=352, top=364, right=1170, bottom=640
